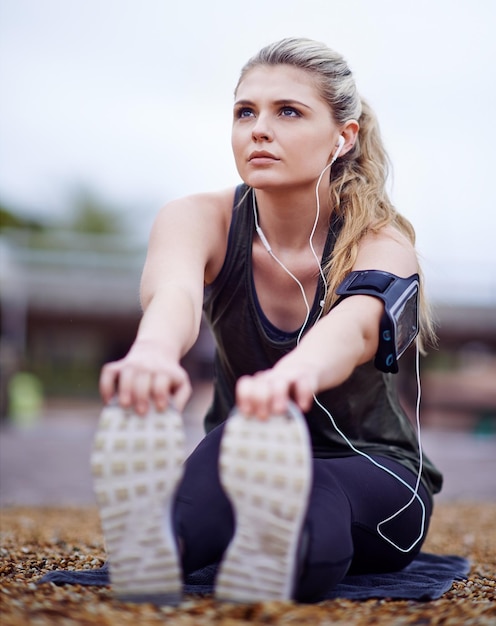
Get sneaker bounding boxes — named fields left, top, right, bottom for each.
left=90, top=403, right=185, bottom=605
left=215, top=403, right=312, bottom=602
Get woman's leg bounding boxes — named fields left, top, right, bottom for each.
left=295, top=455, right=432, bottom=602
left=174, top=422, right=235, bottom=575
left=174, top=418, right=432, bottom=603
left=175, top=407, right=313, bottom=603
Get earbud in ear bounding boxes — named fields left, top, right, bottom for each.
left=331, top=135, right=345, bottom=164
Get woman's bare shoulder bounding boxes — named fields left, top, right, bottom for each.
left=159, top=187, right=236, bottom=222
left=146, top=187, right=238, bottom=284
left=354, top=224, right=418, bottom=276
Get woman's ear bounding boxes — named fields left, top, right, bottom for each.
left=337, top=120, right=360, bottom=157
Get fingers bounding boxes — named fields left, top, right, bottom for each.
left=130, top=371, right=153, bottom=415
left=292, top=378, right=315, bottom=413
left=99, top=361, right=122, bottom=405
left=99, top=359, right=192, bottom=416
left=170, top=374, right=192, bottom=413
left=151, top=372, right=171, bottom=412
left=150, top=368, right=192, bottom=413
left=236, top=369, right=317, bottom=420
left=236, top=375, right=274, bottom=420
left=101, top=351, right=316, bottom=420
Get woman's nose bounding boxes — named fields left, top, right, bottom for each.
left=251, top=115, right=273, bottom=142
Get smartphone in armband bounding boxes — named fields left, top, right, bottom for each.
left=335, top=270, right=420, bottom=373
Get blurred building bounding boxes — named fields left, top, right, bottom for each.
left=0, top=230, right=138, bottom=414
left=1, top=228, right=495, bottom=428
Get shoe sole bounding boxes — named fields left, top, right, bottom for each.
left=90, top=404, right=185, bottom=605
left=216, top=405, right=312, bottom=602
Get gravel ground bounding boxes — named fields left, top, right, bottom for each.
left=1, top=503, right=495, bottom=625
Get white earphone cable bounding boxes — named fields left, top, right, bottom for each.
left=253, top=191, right=311, bottom=345
left=252, top=154, right=425, bottom=553
left=312, top=343, right=426, bottom=552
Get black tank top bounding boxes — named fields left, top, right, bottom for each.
left=203, top=184, right=442, bottom=496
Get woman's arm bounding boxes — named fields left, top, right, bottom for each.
left=236, top=226, right=419, bottom=419
left=100, top=188, right=233, bottom=415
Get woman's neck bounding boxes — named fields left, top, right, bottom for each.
left=252, top=185, right=332, bottom=252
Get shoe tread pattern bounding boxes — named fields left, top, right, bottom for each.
left=91, top=405, right=185, bottom=605
left=216, top=407, right=312, bottom=602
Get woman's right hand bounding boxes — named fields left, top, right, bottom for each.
left=99, top=340, right=192, bottom=416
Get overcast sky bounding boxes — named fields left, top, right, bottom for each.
left=0, top=0, right=495, bottom=305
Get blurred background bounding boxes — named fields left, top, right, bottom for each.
left=0, top=0, right=495, bottom=505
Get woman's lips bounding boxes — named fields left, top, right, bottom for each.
left=248, top=151, right=280, bottom=165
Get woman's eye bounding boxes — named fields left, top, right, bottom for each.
left=280, top=106, right=300, bottom=117
left=236, top=108, right=254, bottom=119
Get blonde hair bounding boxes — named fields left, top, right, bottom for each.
left=237, top=37, right=436, bottom=349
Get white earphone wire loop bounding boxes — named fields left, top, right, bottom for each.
left=375, top=340, right=425, bottom=551
left=312, top=340, right=426, bottom=553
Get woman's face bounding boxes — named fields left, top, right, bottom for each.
left=232, top=64, right=340, bottom=191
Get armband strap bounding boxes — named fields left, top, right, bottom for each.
left=335, top=270, right=420, bottom=374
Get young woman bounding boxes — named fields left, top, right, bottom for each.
left=92, top=37, right=443, bottom=605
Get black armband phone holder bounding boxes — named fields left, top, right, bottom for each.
left=335, top=270, right=420, bottom=373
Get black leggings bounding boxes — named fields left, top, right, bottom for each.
left=174, top=422, right=432, bottom=603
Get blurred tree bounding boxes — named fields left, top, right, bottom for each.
left=1, top=189, right=128, bottom=237
left=0, top=204, right=44, bottom=232
left=69, top=189, right=125, bottom=235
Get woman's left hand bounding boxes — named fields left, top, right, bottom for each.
left=235, top=361, right=318, bottom=420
